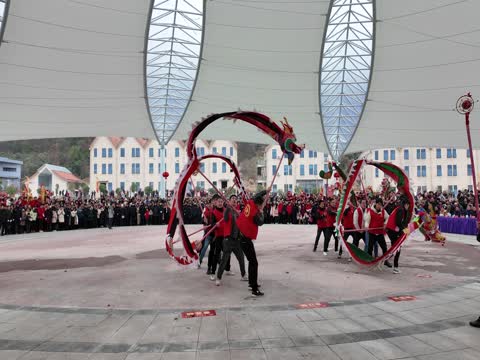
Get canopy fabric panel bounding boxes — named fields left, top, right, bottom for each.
left=172, top=0, right=330, bottom=151
left=346, top=0, right=480, bottom=153
left=0, top=0, right=154, bottom=141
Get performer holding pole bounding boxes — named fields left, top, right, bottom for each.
left=456, top=94, right=480, bottom=328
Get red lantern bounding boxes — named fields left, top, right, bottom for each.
left=162, top=171, right=169, bottom=179
left=334, top=172, right=340, bottom=179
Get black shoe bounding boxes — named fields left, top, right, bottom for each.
left=384, top=261, right=392, bottom=268
left=470, top=317, right=480, bottom=328
left=252, top=289, right=264, bottom=297
left=206, top=270, right=212, bottom=275
left=313, top=248, right=317, bottom=252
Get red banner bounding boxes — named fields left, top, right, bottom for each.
left=181, top=310, right=217, bottom=318
left=388, top=295, right=417, bottom=302
left=296, top=302, right=329, bottom=309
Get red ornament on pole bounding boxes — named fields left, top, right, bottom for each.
left=162, top=171, right=169, bottom=179
left=456, top=93, right=478, bottom=233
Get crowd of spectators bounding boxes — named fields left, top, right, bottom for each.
left=0, top=188, right=478, bottom=236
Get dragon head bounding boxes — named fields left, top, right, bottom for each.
left=279, top=117, right=304, bottom=165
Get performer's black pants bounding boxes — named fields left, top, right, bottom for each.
left=323, top=227, right=337, bottom=252
left=352, top=231, right=366, bottom=248
left=217, top=236, right=246, bottom=280
left=314, top=227, right=327, bottom=251
left=240, top=233, right=259, bottom=291
left=386, top=229, right=402, bottom=268
left=367, top=233, right=387, bottom=256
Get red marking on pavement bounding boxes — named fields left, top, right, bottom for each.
left=181, top=310, right=216, bottom=318
left=416, top=274, right=432, bottom=278
left=388, top=295, right=417, bottom=302
left=296, top=302, right=329, bottom=309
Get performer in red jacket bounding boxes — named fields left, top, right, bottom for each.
left=385, top=196, right=410, bottom=274
left=313, top=199, right=327, bottom=252
left=365, top=198, right=392, bottom=268
left=323, top=198, right=338, bottom=255
left=237, top=190, right=266, bottom=296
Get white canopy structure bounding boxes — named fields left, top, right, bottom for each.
left=0, top=0, right=479, bottom=159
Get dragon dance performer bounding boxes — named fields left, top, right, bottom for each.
left=365, top=198, right=392, bottom=268
left=385, top=196, right=411, bottom=274
left=237, top=190, right=267, bottom=297
left=313, top=199, right=327, bottom=252
left=215, top=194, right=248, bottom=286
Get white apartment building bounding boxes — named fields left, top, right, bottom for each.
left=89, top=137, right=237, bottom=195
left=363, top=147, right=480, bottom=195
left=258, top=145, right=332, bottom=193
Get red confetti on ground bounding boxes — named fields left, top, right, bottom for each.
left=296, top=302, right=329, bottom=309
left=181, top=310, right=216, bottom=318
left=388, top=295, right=417, bottom=302
left=416, top=274, right=432, bottom=278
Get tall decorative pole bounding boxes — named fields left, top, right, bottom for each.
left=160, top=141, right=166, bottom=198
left=456, top=93, right=478, bottom=230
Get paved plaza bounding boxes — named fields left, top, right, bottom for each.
left=0, top=225, right=479, bottom=359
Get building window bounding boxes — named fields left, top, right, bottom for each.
left=300, top=150, right=304, bottom=158
left=120, top=182, right=125, bottom=190
left=222, top=147, right=226, bottom=156
left=101, top=164, right=106, bottom=174
left=94, top=148, right=98, bottom=158
left=390, top=150, right=395, bottom=160
left=404, top=166, right=409, bottom=176
left=212, top=147, right=217, bottom=154
left=446, top=148, right=457, bottom=158
left=149, top=163, right=154, bottom=174
left=273, top=184, right=277, bottom=192
left=108, top=148, right=113, bottom=158
left=284, top=165, right=292, bottom=176
left=108, top=182, right=112, bottom=191
left=375, top=168, right=379, bottom=178
left=374, top=151, right=378, bottom=160
left=2, top=167, right=16, bottom=172
left=468, top=164, right=472, bottom=176
left=383, top=150, right=388, bottom=161
left=314, top=151, right=317, bottom=158
left=120, top=148, right=125, bottom=157
left=437, top=165, right=442, bottom=176
left=467, top=149, right=471, bottom=158
left=102, top=148, right=106, bottom=158
left=222, top=163, right=226, bottom=173
left=131, top=163, right=140, bottom=174
left=417, top=166, right=426, bottom=177
left=120, top=164, right=125, bottom=174
left=403, top=149, right=409, bottom=160
left=307, top=150, right=313, bottom=158
left=309, top=164, right=314, bottom=175
left=108, top=164, right=112, bottom=174
left=131, top=148, right=140, bottom=157
left=213, top=163, right=217, bottom=173
left=436, top=148, right=442, bottom=159
left=447, top=165, right=457, bottom=176
left=94, top=164, right=97, bottom=174
left=230, top=147, right=233, bottom=156
left=196, top=147, right=205, bottom=156
left=175, top=147, right=180, bottom=157
left=416, top=148, right=426, bottom=159
left=314, top=164, right=317, bottom=175
left=196, top=181, right=205, bottom=189
left=448, top=185, right=458, bottom=194
left=272, top=149, right=277, bottom=159
left=200, top=163, right=206, bottom=173
left=272, top=165, right=277, bottom=175
left=300, top=164, right=305, bottom=176
left=288, top=184, right=293, bottom=191
left=149, top=148, right=154, bottom=157
left=175, top=163, right=180, bottom=174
